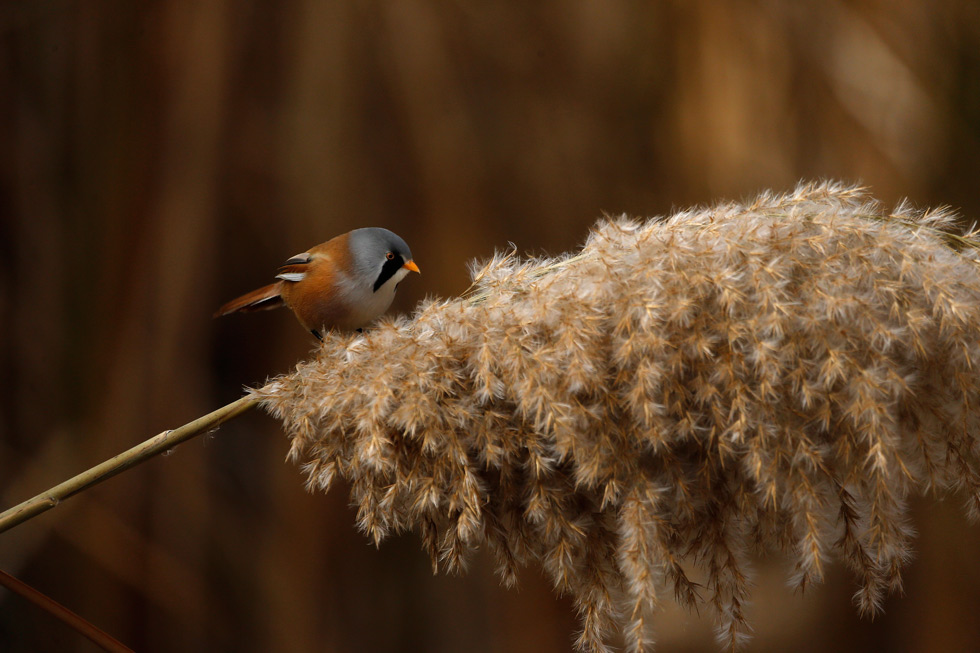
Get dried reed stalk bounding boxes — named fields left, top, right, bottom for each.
left=0, top=568, right=133, bottom=652
left=0, top=396, right=257, bottom=534
left=254, top=182, right=980, bottom=651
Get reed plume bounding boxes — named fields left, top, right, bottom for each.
left=253, top=182, right=980, bottom=651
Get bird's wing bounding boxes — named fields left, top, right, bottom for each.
left=276, top=252, right=313, bottom=282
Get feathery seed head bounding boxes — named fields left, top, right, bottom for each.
left=253, top=182, right=980, bottom=651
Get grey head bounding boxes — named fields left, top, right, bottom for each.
left=347, top=227, right=416, bottom=292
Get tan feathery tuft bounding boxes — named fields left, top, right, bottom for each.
left=253, top=181, right=980, bottom=651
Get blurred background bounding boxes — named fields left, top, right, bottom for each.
left=2, top=1, right=980, bottom=651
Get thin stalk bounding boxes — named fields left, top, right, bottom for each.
left=0, top=568, right=134, bottom=652
left=0, top=395, right=258, bottom=535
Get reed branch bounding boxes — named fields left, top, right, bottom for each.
left=4, top=182, right=980, bottom=651
left=0, top=395, right=257, bottom=534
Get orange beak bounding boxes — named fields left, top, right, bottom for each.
left=403, top=260, right=420, bottom=274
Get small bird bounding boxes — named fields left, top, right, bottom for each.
left=215, top=228, right=419, bottom=340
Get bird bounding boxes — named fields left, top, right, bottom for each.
left=214, top=228, right=419, bottom=340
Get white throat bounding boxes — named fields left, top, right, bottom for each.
left=344, top=266, right=411, bottom=328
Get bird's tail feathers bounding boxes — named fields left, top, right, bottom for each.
left=214, top=282, right=284, bottom=317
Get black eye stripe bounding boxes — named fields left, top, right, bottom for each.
left=373, top=254, right=404, bottom=292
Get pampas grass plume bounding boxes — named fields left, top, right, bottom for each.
left=254, top=182, right=980, bottom=651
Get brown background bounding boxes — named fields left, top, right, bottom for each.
left=2, top=1, right=980, bottom=651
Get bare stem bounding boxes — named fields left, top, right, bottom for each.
left=0, top=395, right=258, bottom=535
left=0, top=567, right=134, bottom=652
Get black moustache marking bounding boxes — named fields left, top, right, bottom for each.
left=373, top=255, right=404, bottom=292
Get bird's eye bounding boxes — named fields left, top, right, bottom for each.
left=386, top=251, right=395, bottom=260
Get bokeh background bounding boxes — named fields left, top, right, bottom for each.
left=2, top=1, right=980, bottom=651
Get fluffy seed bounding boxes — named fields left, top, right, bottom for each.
left=253, top=182, right=980, bottom=651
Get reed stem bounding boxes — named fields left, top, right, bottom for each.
left=0, top=395, right=257, bottom=534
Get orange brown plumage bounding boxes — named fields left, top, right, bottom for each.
left=214, top=227, right=418, bottom=337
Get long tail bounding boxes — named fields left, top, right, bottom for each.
left=213, top=282, right=284, bottom=317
